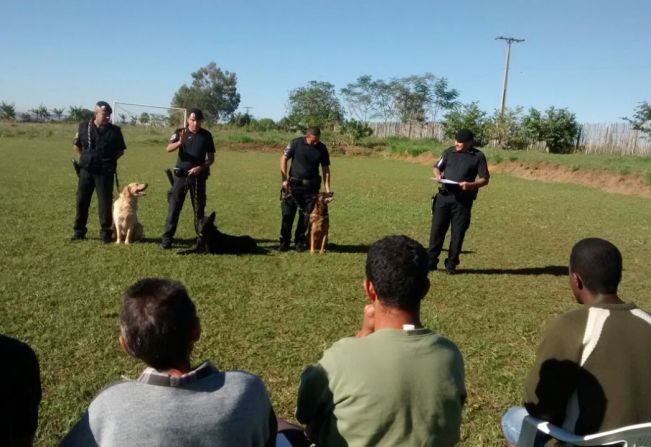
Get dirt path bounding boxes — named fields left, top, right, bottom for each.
left=226, top=143, right=651, bottom=199
left=406, top=152, right=651, bottom=198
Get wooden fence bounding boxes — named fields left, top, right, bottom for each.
left=368, top=121, right=651, bottom=156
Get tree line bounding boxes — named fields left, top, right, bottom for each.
left=4, top=61, right=649, bottom=154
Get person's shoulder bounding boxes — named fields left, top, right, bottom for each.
left=225, top=370, right=267, bottom=388
left=291, top=136, right=304, bottom=146
left=199, top=128, right=213, bottom=137
left=106, top=123, right=123, bottom=132
left=0, top=334, right=38, bottom=365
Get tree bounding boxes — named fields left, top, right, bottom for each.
left=52, top=108, right=65, bottom=120
left=0, top=102, right=16, bottom=120
left=31, top=105, right=50, bottom=122
left=139, top=112, right=150, bottom=126
left=286, top=80, right=343, bottom=129
left=522, top=106, right=578, bottom=153
left=428, top=77, right=460, bottom=122
left=442, top=102, right=490, bottom=145
left=68, top=106, right=93, bottom=122
left=488, top=107, right=527, bottom=149
left=229, top=112, right=252, bottom=127
left=340, top=75, right=377, bottom=123
left=623, top=101, right=651, bottom=138
left=171, top=62, right=240, bottom=122
left=392, top=75, right=431, bottom=123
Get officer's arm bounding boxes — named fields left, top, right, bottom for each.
left=280, top=155, right=289, bottom=188
left=73, top=144, right=81, bottom=155
left=204, top=152, right=215, bottom=168
left=433, top=166, right=442, bottom=182
left=322, top=165, right=331, bottom=193
left=460, top=177, right=488, bottom=191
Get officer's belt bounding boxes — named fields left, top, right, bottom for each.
left=289, top=176, right=319, bottom=187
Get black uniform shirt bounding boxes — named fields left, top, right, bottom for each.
left=169, top=127, right=216, bottom=171
left=435, top=146, right=489, bottom=199
left=74, top=121, right=126, bottom=169
left=435, top=146, right=489, bottom=182
left=284, top=137, right=330, bottom=180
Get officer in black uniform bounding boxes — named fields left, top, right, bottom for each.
left=428, top=129, right=490, bottom=274
left=161, top=108, right=215, bottom=249
left=71, top=101, right=126, bottom=243
left=280, top=127, right=331, bottom=252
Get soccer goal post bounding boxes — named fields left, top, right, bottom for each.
left=112, top=101, right=187, bottom=129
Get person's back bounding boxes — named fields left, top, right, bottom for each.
left=63, top=364, right=272, bottom=446
left=524, top=302, right=651, bottom=434
left=301, top=328, right=464, bottom=446
left=62, top=279, right=275, bottom=447
left=502, top=238, right=651, bottom=445
left=297, top=236, right=466, bottom=447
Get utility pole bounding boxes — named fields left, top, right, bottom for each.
left=243, top=106, right=253, bottom=116
left=495, top=36, right=524, bottom=115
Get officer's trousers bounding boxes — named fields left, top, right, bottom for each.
left=280, top=186, right=317, bottom=247
left=428, top=193, right=473, bottom=268
left=162, top=173, right=207, bottom=242
left=73, top=167, right=114, bottom=239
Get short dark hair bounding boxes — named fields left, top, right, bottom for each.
left=454, top=129, right=474, bottom=143
left=188, top=108, right=204, bottom=120
left=570, top=238, right=622, bottom=294
left=365, top=235, right=429, bottom=311
left=305, top=127, right=321, bottom=137
left=120, top=278, right=199, bottom=370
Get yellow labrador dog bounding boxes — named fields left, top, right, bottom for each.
left=112, top=183, right=147, bottom=244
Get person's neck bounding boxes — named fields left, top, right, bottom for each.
left=373, top=304, right=422, bottom=331
left=587, top=293, right=623, bottom=306
left=94, top=118, right=103, bottom=128
left=159, top=360, right=193, bottom=377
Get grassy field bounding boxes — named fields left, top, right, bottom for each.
left=1, top=123, right=650, bottom=445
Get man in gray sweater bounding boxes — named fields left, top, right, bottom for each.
left=61, top=278, right=277, bottom=447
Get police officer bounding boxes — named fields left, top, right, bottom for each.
left=428, top=129, right=490, bottom=274
left=161, top=108, right=215, bottom=249
left=71, top=101, right=126, bottom=243
left=280, top=127, right=331, bottom=252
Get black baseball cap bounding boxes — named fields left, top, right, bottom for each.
left=454, top=129, right=474, bottom=143
left=96, top=101, right=112, bottom=114
left=188, top=108, right=204, bottom=120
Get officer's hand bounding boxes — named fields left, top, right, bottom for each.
left=356, top=304, right=375, bottom=338
left=281, top=180, right=288, bottom=190
left=179, top=129, right=188, bottom=144
left=188, top=166, right=201, bottom=176
left=459, top=181, right=472, bottom=191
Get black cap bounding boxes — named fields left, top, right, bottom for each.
left=188, top=108, right=204, bottom=120
left=454, top=129, right=474, bottom=143
left=96, top=101, right=112, bottom=114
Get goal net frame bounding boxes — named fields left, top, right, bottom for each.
left=112, top=101, right=187, bottom=129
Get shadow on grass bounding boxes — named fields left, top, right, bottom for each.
left=327, top=243, right=371, bottom=254
left=455, top=265, right=568, bottom=276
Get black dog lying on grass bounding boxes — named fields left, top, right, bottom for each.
left=180, top=212, right=260, bottom=255
left=164, top=169, right=261, bottom=255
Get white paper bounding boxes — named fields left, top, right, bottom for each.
left=431, top=177, right=459, bottom=185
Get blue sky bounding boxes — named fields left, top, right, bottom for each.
left=1, top=0, right=649, bottom=123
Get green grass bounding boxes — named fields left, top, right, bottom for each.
left=1, top=123, right=651, bottom=445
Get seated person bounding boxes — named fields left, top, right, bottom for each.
left=296, top=235, right=466, bottom=446
left=502, top=238, right=651, bottom=446
left=62, top=278, right=276, bottom=446
left=0, top=334, right=41, bottom=447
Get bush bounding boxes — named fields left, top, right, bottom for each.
left=338, top=119, right=373, bottom=142
left=522, top=107, right=578, bottom=154
left=488, top=107, right=528, bottom=150
left=442, top=102, right=490, bottom=146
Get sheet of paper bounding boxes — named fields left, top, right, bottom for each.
left=432, top=177, right=459, bottom=185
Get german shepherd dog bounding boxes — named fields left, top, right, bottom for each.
left=192, top=212, right=259, bottom=254
left=112, top=182, right=148, bottom=244
left=309, top=192, right=333, bottom=254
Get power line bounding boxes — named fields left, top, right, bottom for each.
left=495, top=36, right=525, bottom=115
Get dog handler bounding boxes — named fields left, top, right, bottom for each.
left=427, top=129, right=489, bottom=274
left=160, top=108, right=215, bottom=249
left=71, top=101, right=126, bottom=243
left=279, top=127, right=331, bottom=252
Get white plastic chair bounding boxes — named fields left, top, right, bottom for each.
left=517, top=415, right=651, bottom=446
